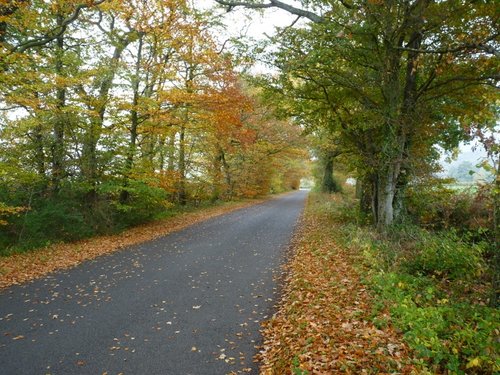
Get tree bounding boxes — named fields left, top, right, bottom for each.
left=0, top=0, right=308, bottom=249
left=217, top=0, right=499, bottom=229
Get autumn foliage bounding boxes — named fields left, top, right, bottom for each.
left=0, top=0, right=307, bottom=252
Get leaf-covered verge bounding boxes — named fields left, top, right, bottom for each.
left=265, top=191, right=498, bottom=375
left=258, top=192, right=499, bottom=374
left=0, top=196, right=273, bottom=289
left=257, top=193, right=417, bottom=374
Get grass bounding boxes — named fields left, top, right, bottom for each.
left=258, top=192, right=417, bottom=374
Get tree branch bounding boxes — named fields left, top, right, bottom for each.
left=215, top=0, right=325, bottom=23
left=11, top=1, right=106, bottom=53
left=399, top=34, right=500, bottom=58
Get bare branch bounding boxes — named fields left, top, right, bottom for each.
left=215, top=0, right=325, bottom=23
left=337, top=0, right=357, bottom=10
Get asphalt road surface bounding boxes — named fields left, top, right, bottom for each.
left=0, top=190, right=307, bottom=375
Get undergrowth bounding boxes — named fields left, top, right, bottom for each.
left=314, top=192, right=499, bottom=374
left=0, top=180, right=232, bottom=257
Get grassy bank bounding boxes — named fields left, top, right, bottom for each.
left=333, top=208, right=499, bottom=373
left=258, top=193, right=417, bottom=374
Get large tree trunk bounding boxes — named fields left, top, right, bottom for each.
left=393, top=28, right=424, bottom=223
left=373, top=16, right=404, bottom=229
left=375, top=166, right=398, bottom=230
left=356, top=175, right=373, bottom=216
left=321, top=152, right=340, bottom=193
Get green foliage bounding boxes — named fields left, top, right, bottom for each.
left=0, top=192, right=94, bottom=255
left=320, top=171, right=342, bottom=194
left=99, top=180, right=171, bottom=228
left=262, top=0, right=499, bottom=228
left=350, top=224, right=497, bottom=373
left=292, top=356, right=309, bottom=375
left=17, top=199, right=93, bottom=250
left=371, top=272, right=499, bottom=375
left=392, top=228, right=485, bottom=281
left=313, top=191, right=498, bottom=374
left=0, top=179, right=172, bottom=255
left=0, top=0, right=308, bottom=256
left=406, top=179, right=494, bottom=234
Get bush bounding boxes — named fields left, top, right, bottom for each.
left=399, top=229, right=485, bottom=280
left=0, top=179, right=172, bottom=255
left=99, top=179, right=171, bottom=228
left=315, top=186, right=498, bottom=374
left=406, top=179, right=494, bottom=241
left=371, top=272, right=499, bottom=374
left=1, top=196, right=95, bottom=255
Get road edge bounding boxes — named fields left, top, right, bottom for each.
left=0, top=192, right=298, bottom=290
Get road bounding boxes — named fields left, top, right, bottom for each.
left=0, top=190, right=307, bottom=375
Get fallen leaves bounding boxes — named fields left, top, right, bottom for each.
left=0, top=198, right=271, bottom=289
left=257, top=194, right=416, bottom=374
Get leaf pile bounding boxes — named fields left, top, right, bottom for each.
left=257, top=196, right=417, bottom=374
left=0, top=198, right=268, bottom=289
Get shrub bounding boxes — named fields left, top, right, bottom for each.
left=98, top=179, right=171, bottom=228
left=400, top=229, right=485, bottom=280
left=406, top=179, right=494, bottom=242
left=371, top=272, right=499, bottom=374
left=0, top=179, right=172, bottom=254
left=2, top=197, right=95, bottom=254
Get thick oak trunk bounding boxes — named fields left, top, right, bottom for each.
left=321, top=152, right=340, bottom=193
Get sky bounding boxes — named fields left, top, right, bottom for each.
left=439, top=142, right=492, bottom=174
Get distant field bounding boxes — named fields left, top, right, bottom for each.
left=445, top=182, right=478, bottom=192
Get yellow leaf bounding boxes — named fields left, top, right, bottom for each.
left=466, top=357, right=481, bottom=368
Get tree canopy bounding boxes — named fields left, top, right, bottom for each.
left=0, top=0, right=307, bottom=250
left=218, top=0, right=499, bottom=229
